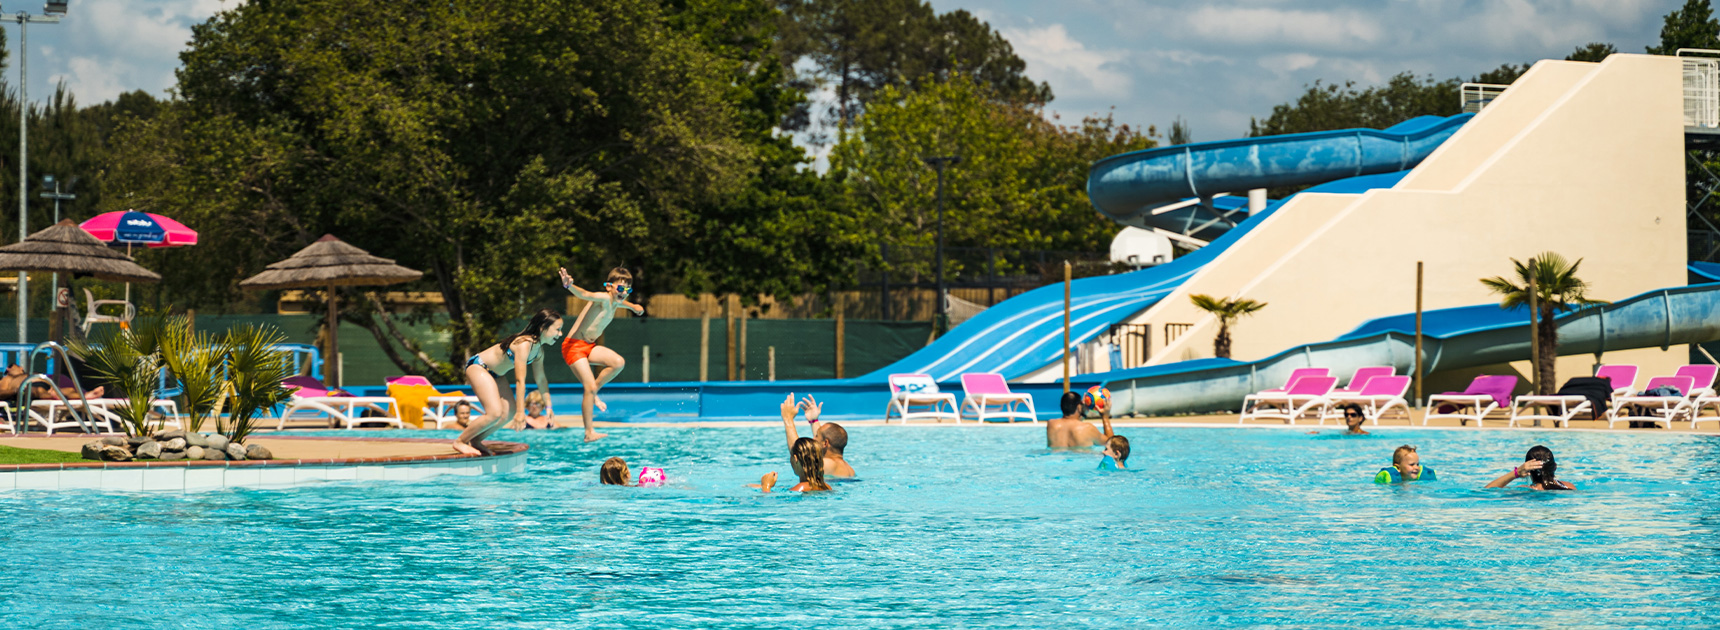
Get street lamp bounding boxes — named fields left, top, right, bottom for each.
left=39, top=174, right=75, bottom=305
left=922, top=155, right=960, bottom=335
left=6, top=2, right=66, bottom=342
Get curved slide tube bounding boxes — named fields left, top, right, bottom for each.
left=1087, top=114, right=1471, bottom=240
left=1099, top=279, right=1720, bottom=417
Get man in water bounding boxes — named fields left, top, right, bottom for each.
left=1047, top=391, right=1118, bottom=449
left=778, top=394, right=855, bottom=478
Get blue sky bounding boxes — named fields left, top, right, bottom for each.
left=9, top=0, right=1687, bottom=144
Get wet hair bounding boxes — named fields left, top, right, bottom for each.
left=600, top=457, right=629, bottom=486
left=1525, top=445, right=1557, bottom=486
left=1061, top=391, right=1083, bottom=416
left=1107, top=435, right=1130, bottom=464
left=500, top=308, right=563, bottom=350
left=525, top=391, right=547, bottom=408
left=790, top=437, right=830, bottom=491
left=1342, top=404, right=1364, bottom=423
left=453, top=400, right=473, bottom=413
left=817, top=422, right=848, bottom=455
left=1392, top=445, right=1417, bottom=466
left=607, top=267, right=633, bottom=285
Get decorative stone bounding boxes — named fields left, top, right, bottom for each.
left=225, top=443, right=247, bottom=461
left=134, top=441, right=162, bottom=460
left=99, top=445, right=132, bottom=462
left=160, top=438, right=187, bottom=452
left=80, top=441, right=104, bottom=460
left=126, top=435, right=150, bottom=447
left=185, top=446, right=205, bottom=460
left=98, top=435, right=127, bottom=447
left=245, top=444, right=273, bottom=460
left=205, top=434, right=230, bottom=452
left=185, top=433, right=209, bottom=448
left=202, top=447, right=226, bottom=461
left=154, top=429, right=187, bottom=442
left=159, top=450, right=186, bottom=461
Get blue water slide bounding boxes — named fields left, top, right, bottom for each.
left=863, top=171, right=1419, bottom=382
left=1099, top=277, right=1720, bottom=416
left=1087, top=114, right=1472, bottom=240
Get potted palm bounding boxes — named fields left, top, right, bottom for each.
left=1189, top=294, right=1268, bottom=359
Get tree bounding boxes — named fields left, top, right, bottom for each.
left=1566, top=42, right=1618, bottom=62
left=1167, top=116, right=1192, bottom=145
left=776, top=0, right=1050, bottom=137
left=1648, top=0, right=1720, bottom=55
left=1188, top=294, right=1266, bottom=359
left=108, top=0, right=756, bottom=381
left=1480, top=252, right=1605, bottom=395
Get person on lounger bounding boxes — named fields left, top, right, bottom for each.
left=1484, top=445, right=1576, bottom=490
left=0, top=364, right=102, bottom=400
left=1047, top=391, right=1118, bottom=449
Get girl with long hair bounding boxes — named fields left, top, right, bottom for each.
left=1484, top=445, right=1577, bottom=490
left=755, top=437, right=832, bottom=493
left=453, top=308, right=564, bottom=456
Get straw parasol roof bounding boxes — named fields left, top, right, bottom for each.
left=0, top=219, right=162, bottom=283
left=238, top=234, right=422, bottom=290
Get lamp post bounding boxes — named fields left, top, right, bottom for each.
left=922, top=155, right=960, bottom=334
left=39, top=174, right=74, bottom=304
left=7, top=1, right=67, bottom=342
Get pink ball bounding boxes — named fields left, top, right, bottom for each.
left=637, top=467, right=666, bottom=487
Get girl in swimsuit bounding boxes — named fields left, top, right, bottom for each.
left=1483, top=444, right=1577, bottom=490
left=754, top=437, right=833, bottom=493
left=453, top=308, right=564, bottom=456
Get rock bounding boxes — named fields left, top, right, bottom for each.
left=225, top=443, right=247, bottom=461
left=80, top=441, right=105, bottom=461
left=134, top=441, right=162, bottom=460
left=153, top=429, right=187, bottom=442
left=185, top=433, right=209, bottom=448
left=98, top=435, right=127, bottom=447
left=99, top=445, right=132, bottom=462
left=159, top=450, right=186, bottom=461
left=126, top=435, right=150, bottom=447
left=160, top=438, right=187, bottom=452
left=245, top=444, right=273, bottom=460
left=202, top=447, right=226, bottom=461
left=185, top=446, right=205, bottom=460
left=205, top=434, right=229, bottom=452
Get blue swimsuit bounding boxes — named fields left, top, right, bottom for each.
left=466, top=343, right=541, bottom=376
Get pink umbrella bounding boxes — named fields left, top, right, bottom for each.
left=79, top=210, right=198, bottom=247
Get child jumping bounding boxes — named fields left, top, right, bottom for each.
left=558, top=266, right=644, bottom=443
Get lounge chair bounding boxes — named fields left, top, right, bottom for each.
left=1608, top=375, right=1698, bottom=429
left=1334, top=366, right=1395, bottom=395
left=958, top=373, right=1038, bottom=423
left=275, top=375, right=403, bottom=430
left=1323, top=375, right=1412, bottom=425
left=1425, top=375, right=1518, bottom=427
left=1509, top=365, right=1638, bottom=428
left=80, top=288, right=134, bottom=334
left=1239, top=367, right=1329, bottom=415
left=1239, top=375, right=1337, bottom=424
left=884, top=374, right=959, bottom=424
left=1675, top=364, right=1719, bottom=399
left=386, top=375, right=481, bottom=429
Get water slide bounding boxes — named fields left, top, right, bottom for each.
left=865, top=114, right=1473, bottom=382
left=1100, top=279, right=1720, bottom=416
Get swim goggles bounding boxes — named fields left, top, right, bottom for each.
left=605, top=283, right=632, bottom=295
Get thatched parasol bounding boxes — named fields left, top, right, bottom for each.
left=239, top=234, right=422, bottom=386
left=0, top=219, right=162, bottom=283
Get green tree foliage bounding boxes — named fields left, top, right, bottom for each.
left=1188, top=294, right=1267, bottom=359
left=1566, top=42, right=1619, bottom=62
left=777, top=0, right=1050, bottom=135
left=830, top=77, right=1150, bottom=280
left=1480, top=252, right=1604, bottom=395
left=1648, top=0, right=1720, bottom=54
left=106, top=0, right=762, bottom=378
left=1167, top=116, right=1192, bottom=145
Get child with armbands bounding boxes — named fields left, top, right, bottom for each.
left=1373, top=445, right=1437, bottom=483
left=599, top=457, right=666, bottom=487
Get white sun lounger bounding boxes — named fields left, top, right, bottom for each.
left=884, top=374, right=959, bottom=423
left=1610, top=375, right=1699, bottom=429
left=1239, top=376, right=1337, bottom=424
left=958, top=373, right=1038, bottom=423
left=1424, top=375, right=1519, bottom=427
left=1323, top=375, right=1412, bottom=425
left=1509, top=364, right=1637, bottom=428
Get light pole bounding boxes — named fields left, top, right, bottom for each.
left=7, top=1, right=66, bottom=342
left=39, top=174, right=74, bottom=304
left=923, top=155, right=959, bottom=334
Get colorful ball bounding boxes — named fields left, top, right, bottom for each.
left=637, top=467, right=667, bottom=487
left=1082, top=386, right=1112, bottom=412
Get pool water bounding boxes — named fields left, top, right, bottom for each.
left=4, top=425, right=1719, bottom=628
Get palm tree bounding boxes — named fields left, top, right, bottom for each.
left=1480, top=252, right=1606, bottom=395
left=1189, top=294, right=1268, bottom=359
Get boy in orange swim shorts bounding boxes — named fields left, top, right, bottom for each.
left=558, top=266, right=644, bottom=442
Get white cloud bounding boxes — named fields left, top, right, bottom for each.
left=1185, top=6, right=1383, bottom=50
left=1001, top=24, right=1131, bottom=99
left=16, top=0, right=242, bottom=104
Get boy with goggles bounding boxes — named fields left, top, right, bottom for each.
left=557, top=266, right=644, bottom=442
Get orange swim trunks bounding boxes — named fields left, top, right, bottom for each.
left=561, top=336, right=597, bottom=365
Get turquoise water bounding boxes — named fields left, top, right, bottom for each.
left=4, top=426, right=1719, bottom=628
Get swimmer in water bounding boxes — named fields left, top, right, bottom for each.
left=1484, top=444, right=1576, bottom=490
left=1373, top=445, right=1436, bottom=483
left=1101, top=434, right=1130, bottom=470
left=1307, top=404, right=1370, bottom=436
left=755, top=432, right=832, bottom=493
left=600, top=456, right=630, bottom=485
left=777, top=393, right=855, bottom=478
left=1047, top=391, right=1118, bottom=449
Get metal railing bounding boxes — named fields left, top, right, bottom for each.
left=1108, top=323, right=1151, bottom=370
left=13, top=341, right=100, bottom=434
left=1680, top=50, right=1720, bottom=129
left=1460, top=83, right=1509, bottom=113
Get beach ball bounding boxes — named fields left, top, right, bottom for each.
left=638, top=467, right=667, bottom=487
left=1083, top=386, right=1111, bottom=412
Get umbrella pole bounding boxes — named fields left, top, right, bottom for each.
left=125, top=243, right=132, bottom=305
left=325, top=284, right=338, bottom=388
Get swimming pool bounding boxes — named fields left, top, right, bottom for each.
left=3, top=425, right=1717, bottom=628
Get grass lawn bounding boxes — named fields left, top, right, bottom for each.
left=0, top=444, right=88, bottom=465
